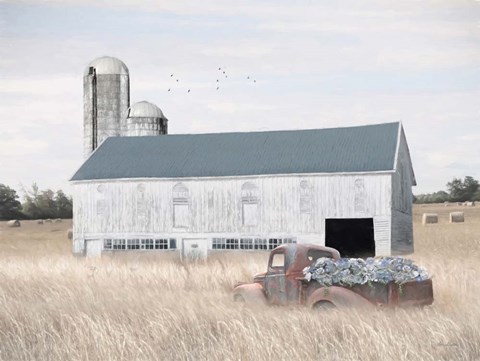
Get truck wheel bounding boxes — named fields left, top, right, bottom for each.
left=312, top=301, right=336, bottom=310
left=233, top=294, right=245, bottom=303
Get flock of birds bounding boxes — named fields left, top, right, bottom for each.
left=167, top=67, right=257, bottom=93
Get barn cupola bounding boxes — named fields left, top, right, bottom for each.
left=83, top=56, right=130, bottom=158
left=123, top=101, right=168, bottom=136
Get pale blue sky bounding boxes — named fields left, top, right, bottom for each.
left=1, top=0, right=479, bottom=195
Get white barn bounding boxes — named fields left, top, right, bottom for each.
left=70, top=122, right=416, bottom=257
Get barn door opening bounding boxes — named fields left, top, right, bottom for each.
left=325, top=218, right=375, bottom=258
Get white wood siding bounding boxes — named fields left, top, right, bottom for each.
left=391, top=127, right=414, bottom=253
left=72, top=173, right=392, bottom=253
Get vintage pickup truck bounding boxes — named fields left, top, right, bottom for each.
left=233, top=244, right=433, bottom=309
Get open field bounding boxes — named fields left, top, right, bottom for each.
left=0, top=205, right=479, bottom=361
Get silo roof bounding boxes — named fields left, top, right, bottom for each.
left=84, top=56, right=129, bottom=76
left=127, top=101, right=164, bottom=118
left=71, top=122, right=404, bottom=181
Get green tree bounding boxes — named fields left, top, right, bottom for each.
left=55, top=190, right=72, bottom=218
left=22, top=183, right=42, bottom=219
left=447, top=176, right=479, bottom=202
left=22, top=183, right=73, bottom=219
left=0, top=184, right=22, bottom=220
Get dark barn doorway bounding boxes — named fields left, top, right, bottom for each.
left=325, top=218, right=375, bottom=258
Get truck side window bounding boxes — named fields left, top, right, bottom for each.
left=270, top=253, right=285, bottom=270
left=307, top=250, right=333, bottom=264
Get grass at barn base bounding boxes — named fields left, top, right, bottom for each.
left=0, top=205, right=479, bottom=361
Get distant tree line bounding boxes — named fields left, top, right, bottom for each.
left=414, top=176, right=480, bottom=204
left=0, top=183, right=72, bottom=220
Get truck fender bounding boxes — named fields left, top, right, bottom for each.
left=307, top=286, right=374, bottom=309
left=233, top=283, right=268, bottom=305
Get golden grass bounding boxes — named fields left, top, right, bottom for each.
left=0, top=205, right=480, bottom=361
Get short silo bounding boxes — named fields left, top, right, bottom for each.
left=124, top=101, right=168, bottom=136
left=83, top=56, right=129, bottom=158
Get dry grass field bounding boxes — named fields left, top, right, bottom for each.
left=0, top=204, right=479, bottom=361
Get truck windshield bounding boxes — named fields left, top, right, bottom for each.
left=307, top=249, right=333, bottom=264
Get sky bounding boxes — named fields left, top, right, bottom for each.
left=0, top=0, right=479, bottom=196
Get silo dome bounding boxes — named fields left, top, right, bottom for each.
left=127, top=101, right=164, bottom=118
left=84, top=56, right=129, bottom=76
left=123, top=101, right=168, bottom=137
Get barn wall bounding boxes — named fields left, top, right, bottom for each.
left=72, top=173, right=392, bottom=254
left=391, top=127, right=414, bottom=254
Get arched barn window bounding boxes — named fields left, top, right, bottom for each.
left=300, top=180, right=312, bottom=214
left=96, top=184, right=106, bottom=216
left=241, top=182, right=259, bottom=226
left=136, top=183, right=147, bottom=218
left=354, top=179, right=366, bottom=214
left=173, top=183, right=190, bottom=228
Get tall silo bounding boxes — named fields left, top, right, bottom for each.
left=83, top=56, right=129, bottom=158
left=123, top=101, right=168, bottom=136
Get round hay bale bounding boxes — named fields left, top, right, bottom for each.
left=465, top=201, right=475, bottom=207
left=422, top=213, right=438, bottom=225
left=37, top=219, right=44, bottom=224
left=450, top=211, right=464, bottom=223
left=7, top=220, right=21, bottom=227
left=45, top=219, right=52, bottom=223
left=54, top=218, right=62, bottom=223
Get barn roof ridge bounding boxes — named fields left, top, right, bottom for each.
left=71, top=122, right=402, bottom=181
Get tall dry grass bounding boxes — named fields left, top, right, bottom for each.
left=0, top=205, right=479, bottom=361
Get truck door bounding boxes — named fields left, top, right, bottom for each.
left=264, top=249, right=287, bottom=305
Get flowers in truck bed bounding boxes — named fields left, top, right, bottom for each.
left=304, top=257, right=430, bottom=287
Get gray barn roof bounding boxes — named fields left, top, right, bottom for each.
left=71, top=122, right=401, bottom=181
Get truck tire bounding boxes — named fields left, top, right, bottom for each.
left=233, top=294, right=245, bottom=303
left=312, top=300, right=336, bottom=310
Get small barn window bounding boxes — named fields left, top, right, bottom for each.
left=240, top=238, right=254, bottom=249
left=112, top=239, right=126, bottom=250
left=300, top=180, right=312, bottom=214
left=211, top=237, right=296, bottom=251
left=354, top=179, right=366, bottom=214
left=173, top=183, right=190, bottom=228
left=154, top=239, right=168, bottom=249
left=241, top=182, right=259, bottom=226
left=142, top=239, right=154, bottom=250
left=127, top=239, right=141, bottom=250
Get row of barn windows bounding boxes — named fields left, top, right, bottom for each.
left=97, top=179, right=368, bottom=226
left=103, top=238, right=177, bottom=250
left=102, top=237, right=296, bottom=251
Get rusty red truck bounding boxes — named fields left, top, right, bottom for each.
left=233, top=244, right=433, bottom=309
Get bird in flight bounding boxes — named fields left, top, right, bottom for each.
left=188, top=89, right=191, bottom=93
left=170, top=74, right=174, bottom=77
left=168, top=88, right=171, bottom=92
left=176, top=79, right=179, bottom=82
left=216, top=87, right=219, bottom=90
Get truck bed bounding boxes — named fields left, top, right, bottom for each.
left=308, top=278, right=434, bottom=307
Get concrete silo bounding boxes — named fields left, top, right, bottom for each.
left=124, top=101, right=168, bottom=136
left=83, top=56, right=130, bottom=158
